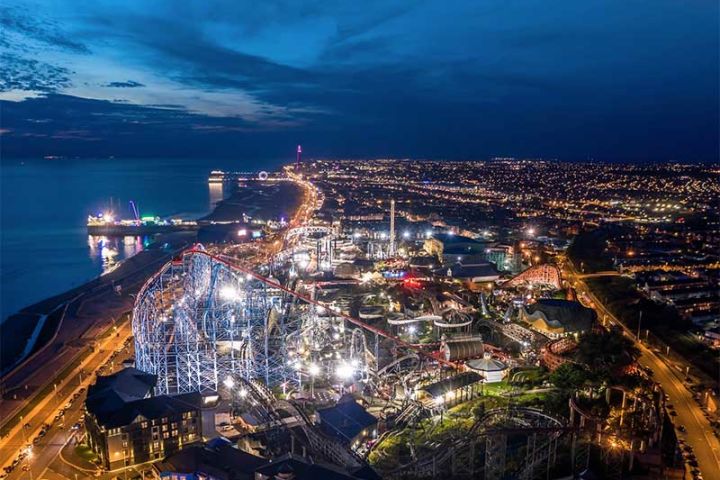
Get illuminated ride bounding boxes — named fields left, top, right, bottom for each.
left=502, top=263, right=563, bottom=290
left=133, top=246, right=449, bottom=396
left=386, top=407, right=569, bottom=480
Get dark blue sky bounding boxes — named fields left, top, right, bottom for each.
left=1, top=0, right=718, bottom=162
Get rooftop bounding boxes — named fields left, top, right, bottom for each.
left=85, top=367, right=156, bottom=418
left=524, top=299, right=596, bottom=333
left=155, top=438, right=266, bottom=480
left=419, top=371, right=483, bottom=397
left=316, top=396, right=377, bottom=443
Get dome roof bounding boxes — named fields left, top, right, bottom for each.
left=466, top=356, right=507, bottom=372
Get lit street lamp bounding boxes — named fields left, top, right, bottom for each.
left=308, top=363, right=320, bottom=398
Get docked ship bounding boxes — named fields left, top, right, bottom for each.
left=87, top=212, right=199, bottom=236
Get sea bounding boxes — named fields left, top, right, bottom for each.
left=0, top=157, right=283, bottom=322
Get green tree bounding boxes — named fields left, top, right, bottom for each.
left=575, top=328, right=638, bottom=373
left=550, top=363, right=591, bottom=391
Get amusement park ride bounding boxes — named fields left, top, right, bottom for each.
left=129, top=177, right=656, bottom=479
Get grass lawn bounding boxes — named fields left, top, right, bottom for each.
left=509, top=367, right=547, bottom=385
left=482, top=380, right=511, bottom=396
left=75, top=444, right=98, bottom=462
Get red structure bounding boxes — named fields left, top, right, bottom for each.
left=503, top=264, right=562, bottom=290
left=541, top=337, right=577, bottom=371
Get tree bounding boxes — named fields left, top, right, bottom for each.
left=550, top=363, right=591, bottom=391
left=575, top=329, right=638, bottom=373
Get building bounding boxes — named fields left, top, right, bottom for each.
left=85, top=367, right=219, bottom=470
left=466, top=353, right=509, bottom=383
left=315, top=396, right=378, bottom=450
left=520, top=299, right=596, bottom=338
left=441, top=337, right=484, bottom=362
left=255, top=453, right=369, bottom=480
left=154, top=437, right=266, bottom=480
left=442, top=262, right=500, bottom=289
left=408, top=255, right=440, bottom=271
left=483, top=246, right=510, bottom=271
left=155, top=441, right=374, bottom=480
left=417, top=371, right=484, bottom=407
left=423, top=233, right=488, bottom=265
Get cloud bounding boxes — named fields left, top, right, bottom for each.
left=0, top=5, right=89, bottom=54
left=103, top=80, right=145, bottom=88
left=0, top=0, right=717, bottom=161
left=0, top=53, right=72, bottom=92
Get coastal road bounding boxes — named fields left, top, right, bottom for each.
left=564, top=262, right=720, bottom=477
left=0, top=321, right=134, bottom=478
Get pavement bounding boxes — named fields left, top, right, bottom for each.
left=0, top=322, right=134, bottom=480
left=1, top=244, right=190, bottom=431
left=0, top=176, right=321, bottom=480
left=564, top=262, right=720, bottom=478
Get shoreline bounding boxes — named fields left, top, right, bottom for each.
left=0, top=233, right=195, bottom=375
left=0, top=177, right=299, bottom=375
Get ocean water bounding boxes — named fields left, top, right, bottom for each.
left=0, top=157, right=282, bottom=322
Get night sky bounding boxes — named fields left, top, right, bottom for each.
left=1, top=0, right=718, bottom=162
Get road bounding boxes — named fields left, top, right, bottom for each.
left=564, top=262, right=720, bottom=478
left=0, top=321, right=134, bottom=480
left=1, top=242, right=191, bottom=432
left=1, top=174, right=321, bottom=480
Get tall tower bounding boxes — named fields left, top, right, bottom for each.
left=296, top=145, right=302, bottom=169
left=389, top=199, right=396, bottom=257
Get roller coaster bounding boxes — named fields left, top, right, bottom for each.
left=502, top=264, right=563, bottom=290
left=133, top=245, right=452, bottom=396
left=383, top=407, right=570, bottom=479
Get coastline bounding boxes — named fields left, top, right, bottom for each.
left=0, top=177, right=299, bottom=375
left=0, top=233, right=195, bottom=375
